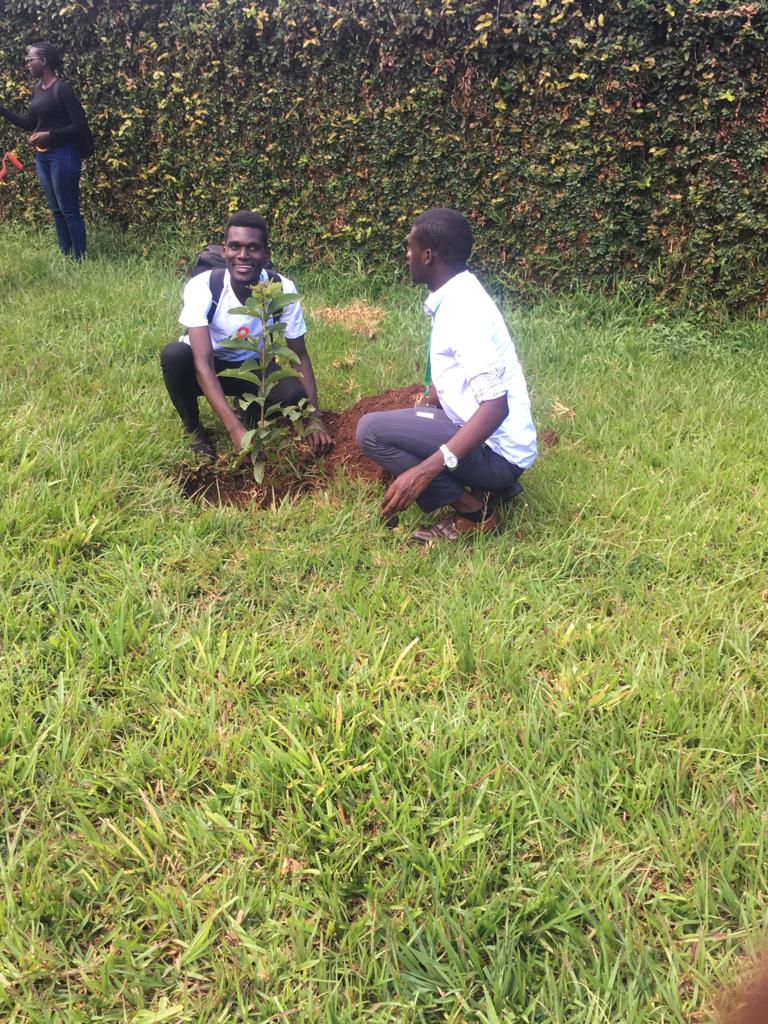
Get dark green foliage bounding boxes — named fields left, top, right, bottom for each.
left=2, top=0, right=767, bottom=305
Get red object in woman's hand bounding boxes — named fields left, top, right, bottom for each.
left=0, top=151, right=24, bottom=181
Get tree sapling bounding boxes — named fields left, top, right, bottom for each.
left=217, top=279, right=313, bottom=483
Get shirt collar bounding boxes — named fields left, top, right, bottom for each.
left=423, top=269, right=471, bottom=318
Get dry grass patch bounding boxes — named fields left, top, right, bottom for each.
left=312, top=299, right=385, bottom=338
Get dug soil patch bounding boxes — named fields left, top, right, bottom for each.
left=176, top=384, right=421, bottom=507
left=176, top=461, right=318, bottom=509
left=322, top=384, right=422, bottom=483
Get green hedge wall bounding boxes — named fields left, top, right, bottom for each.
left=2, top=0, right=767, bottom=305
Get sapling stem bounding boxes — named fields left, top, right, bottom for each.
left=217, top=280, right=312, bottom=483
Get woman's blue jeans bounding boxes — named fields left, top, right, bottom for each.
left=34, top=143, right=86, bottom=260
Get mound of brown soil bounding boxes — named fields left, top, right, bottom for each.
left=322, top=384, right=422, bottom=483
left=176, top=384, right=421, bottom=507
left=540, top=427, right=559, bottom=448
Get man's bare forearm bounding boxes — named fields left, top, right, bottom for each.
left=379, top=396, right=510, bottom=514
left=413, top=395, right=509, bottom=478
left=439, top=395, right=508, bottom=461
left=287, top=335, right=323, bottom=416
left=297, top=353, right=320, bottom=411
left=188, top=325, right=243, bottom=443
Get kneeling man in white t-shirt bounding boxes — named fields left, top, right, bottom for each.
left=161, top=210, right=333, bottom=460
left=357, top=207, right=537, bottom=543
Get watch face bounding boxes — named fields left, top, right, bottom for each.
left=442, top=445, right=458, bottom=469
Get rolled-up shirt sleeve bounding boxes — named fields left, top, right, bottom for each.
left=468, top=366, right=507, bottom=403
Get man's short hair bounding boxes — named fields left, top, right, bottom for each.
left=411, top=208, right=472, bottom=267
left=224, top=210, right=269, bottom=245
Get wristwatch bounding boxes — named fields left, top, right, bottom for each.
left=439, top=444, right=459, bottom=470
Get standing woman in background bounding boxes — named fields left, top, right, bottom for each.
left=0, top=41, right=91, bottom=260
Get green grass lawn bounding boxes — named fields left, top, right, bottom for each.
left=1, top=225, right=767, bottom=1023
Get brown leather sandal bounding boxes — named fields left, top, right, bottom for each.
left=412, top=511, right=499, bottom=544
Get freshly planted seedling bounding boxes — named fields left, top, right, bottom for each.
left=217, top=279, right=313, bottom=483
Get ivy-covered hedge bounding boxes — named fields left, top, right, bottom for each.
left=2, top=0, right=767, bottom=305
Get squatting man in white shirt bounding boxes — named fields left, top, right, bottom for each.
left=161, top=210, right=333, bottom=460
left=356, top=207, right=537, bottom=543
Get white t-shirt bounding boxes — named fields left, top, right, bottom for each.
left=425, top=270, right=537, bottom=469
left=178, top=268, right=307, bottom=363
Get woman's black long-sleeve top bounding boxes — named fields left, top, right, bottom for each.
left=0, top=79, right=87, bottom=148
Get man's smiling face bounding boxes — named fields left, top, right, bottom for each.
left=223, top=225, right=269, bottom=285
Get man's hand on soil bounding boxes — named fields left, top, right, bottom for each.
left=232, top=415, right=334, bottom=459
left=306, top=416, right=334, bottom=456
left=229, top=422, right=248, bottom=452
left=381, top=463, right=436, bottom=514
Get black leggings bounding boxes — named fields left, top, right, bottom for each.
left=160, top=341, right=306, bottom=433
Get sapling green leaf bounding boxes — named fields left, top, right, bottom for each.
left=228, top=289, right=298, bottom=317
left=264, top=292, right=299, bottom=314
left=262, top=368, right=304, bottom=393
left=219, top=368, right=267, bottom=385
left=216, top=338, right=264, bottom=354
left=272, top=346, right=302, bottom=363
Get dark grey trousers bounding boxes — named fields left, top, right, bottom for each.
left=356, top=407, right=523, bottom=512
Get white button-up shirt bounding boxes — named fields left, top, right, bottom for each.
left=424, top=270, right=537, bottom=469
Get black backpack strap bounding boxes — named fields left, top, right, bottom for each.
left=205, top=267, right=280, bottom=327
left=206, top=268, right=226, bottom=325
